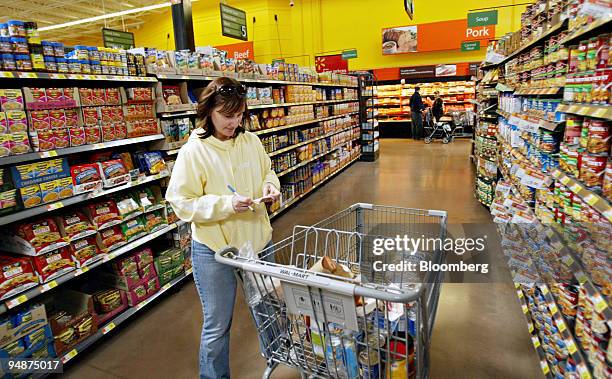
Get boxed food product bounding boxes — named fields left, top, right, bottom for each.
left=112, top=256, right=139, bottom=284
left=68, top=127, right=85, bottom=147
left=162, top=86, right=181, bottom=105
left=0, top=112, right=6, bottom=134
left=134, top=248, right=154, bottom=269
left=138, top=262, right=156, bottom=282
left=69, top=236, right=101, bottom=267
left=11, top=158, right=70, bottom=189
left=30, top=247, right=75, bottom=283
left=52, top=128, right=69, bottom=149
left=6, top=218, right=69, bottom=255
left=6, top=110, right=27, bottom=133
left=113, top=192, right=142, bottom=218
left=78, top=88, right=94, bottom=107
left=9, top=132, right=30, bottom=155
left=92, top=88, right=106, bottom=106
left=29, top=110, right=50, bottom=131
left=79, top=128, right=98, bottom=146
left=114, top=122, right=128, bottom=140
left=33, top=129, right=54, bottom=151
left=135, top=151, right=167, bottom=175
left=70, top=163, right=102, bottom=194
left=0, top=188, right=18, bottom=213
left=126, top=87, right=153, bottom=102
left=0, top=256, right=39, bottom=300
left=98, top=225, right=127, bottom=251
left=135, top=186, right=160, bottom=211
left=97, top=159, right=130, bottom=188
left=101, top=124, right=115, bottom=142
left=0, top=135, right=10, bottom=157
left=86, top=200, right=121, bottom=229
left=47, top=289, right=98, bottom=355
left=105, top=88, right=121, bottom=105
left=19, top=184, right=42, bottom=208
left=0, top=89, right=24, bottom=111
left=39, top=180, right=60, bottom=204
left=21, top=324, right=52, bottom=350
left=48, top=109, right=65, bottom=129
left=92, top=288, right=126, bottom=319
left=0, top=304, right=47, bottom=348
left=143, top=209, right=167, bottom=233
left=82, top=107, right=100, bottom=126
left=56, top=177, right=73, bottom=199
left=121, top=217, right=147, bottom=242
left=56, top=211, right=96, bottom=241
left=64, top=108, right=79, bottom=127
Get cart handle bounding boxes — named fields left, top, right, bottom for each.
left=216, top=247, right=427, bottom=303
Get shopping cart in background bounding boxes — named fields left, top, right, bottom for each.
left=216, top=203, right=447, bottom=378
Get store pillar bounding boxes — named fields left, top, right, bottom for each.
left=171, top=0, right=195, bottom=51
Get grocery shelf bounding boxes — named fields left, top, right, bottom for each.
left=268, top=126, right=356, bottom=157
left=513, top=87, right=563, bottom=96
left=249, top=99, right=358, bottom=110
left=0, top=171, right=170, bottom=227
left=154, top=73, right=358, bottom=88
left=497, top=19, right=567, bottom=66
left=559, top=16, right=612, bottom=46
left=251, top=112, right=359, bottom=136
left=60, top=267, right=193, bottom=365
left=495, top=83, right=515, bottom=92
left=0, top=221, right=185, bottom=315
left=0, top=134, right=165, bottom=167
left=158, top=111, right=197, bottom=118
left=514, top=286, right=554, bottom=379
left=379, top=119, right=410, bottom=123
left=0, top=71, right=156, bottom=82
left=270, top=155, right=359, bottom=219
left=550, top=168, right=612, bottom=223
left=556, top=103, right=612, bottom=120
left=276, top=140, right=354, bottom=177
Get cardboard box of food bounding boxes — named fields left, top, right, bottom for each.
left=0, top=304, right=48, bottom=348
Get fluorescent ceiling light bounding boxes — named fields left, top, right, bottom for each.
left=122, top=2, right=135, bottom=7
left=38, top=2, right=171, bottom=31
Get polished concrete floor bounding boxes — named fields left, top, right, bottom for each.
left=62, top=139, right=543, bottom=379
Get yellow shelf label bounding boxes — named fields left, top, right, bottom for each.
left=522, top=304, right=529, bottom=314
left=19, top=72, right=37, bottom=78
left=76, top=266, right=90, bottom=275
left=578, top=364, right=591, bottom=379
left=532, top=336, right=541, bottom=348
left=560, top=176, right=571, bottom=185
left=0, top=72, right=15, bottom=78
left=541, top=286, right=549, bottom=295
left=576, top=272, right=588, bottom=285
left=593, top=295, right=608, bottom=313
left=558, top=320, right=566, bottom=332
left=570, top=183, right=582, bottom=193
left=162, top=283, right=172, bottom=291
left=540, top=361, right=550, bottom=375
left=63, top=349, right=78, bottom=363
left=47, top=201, right=64, bottom=211
left=528, top=323, right=534, bottom=333
left=517, top=290, right=523, bottom=298
left=549, top=304, right=559, bottom=315
left=102, top=322, right=116, bottom=334
left=593, top=108, right=607, bottom=118
left=567, top=339, right=577, bottom=354
left=7, top=294, right=29, bottom=308
left=42, top=280, right=58, bottom=292
left=41, top=150, right=58, bottom=158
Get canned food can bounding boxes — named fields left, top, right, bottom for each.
left=359, top=350, right=381, bottom=379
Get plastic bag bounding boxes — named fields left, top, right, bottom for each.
left=238, top=241, right=281, bottom=307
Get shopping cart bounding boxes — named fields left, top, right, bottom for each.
left=216, top=203, right=447, bottom=379
left=423, top=110, right=454, bottom=144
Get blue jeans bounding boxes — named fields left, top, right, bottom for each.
left=192, top=241, right=274, bottom=379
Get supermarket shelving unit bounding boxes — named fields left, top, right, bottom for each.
left=357, top=73, right=379, bottom=161
left=0, top=69, right=364, bottom=371
left=478, top=12, right=612, bottom=379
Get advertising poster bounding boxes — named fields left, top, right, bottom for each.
left=382, top=25, right=418, bottom=55
left=435, top=64, right=458, bottom=77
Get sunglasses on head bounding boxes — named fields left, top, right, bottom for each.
left=216, top=84, right=247, bottom=97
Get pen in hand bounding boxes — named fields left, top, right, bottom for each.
left=227, top=184, right=255, bottom=212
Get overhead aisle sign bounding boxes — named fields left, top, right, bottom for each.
left=220, top=3, right=248, bottom=41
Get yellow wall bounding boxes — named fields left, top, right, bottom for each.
left=53, top=0, right=534, bottom=70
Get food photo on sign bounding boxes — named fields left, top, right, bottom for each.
left=382, top=25, right=417, bottom=54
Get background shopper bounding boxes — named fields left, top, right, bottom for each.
left=166, top=77, right=281, bottom=379
left=410, top=86, right=426, bottom=139
left=432, top=91, right=444, bottom=122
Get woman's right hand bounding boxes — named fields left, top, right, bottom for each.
left=232, top=195, right=254, bottom=213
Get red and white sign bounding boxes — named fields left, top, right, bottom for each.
left=215, top=41, right=254, bottom=60
left=315, top=54, right=348, bottom=74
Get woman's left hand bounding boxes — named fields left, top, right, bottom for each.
left=262, top=183, right=281, bottom=203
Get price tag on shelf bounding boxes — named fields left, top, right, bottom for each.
left=522, top=304, right=529, bottom=314
left=49, top=74, right=66, bottom=79
left=583, top=194, right=598, bottom=206
left=46, top=201, right=64, bottom=211
left=579, top=106, right=591, bottom=115
left=540, top=360, right=550, bottom=375
left=19, top=72, right=37, bottom=79
left=558, top=319, right=567, bottom=332
left=577, top=364, right=591, bottom=379
left=549, top=303, right=559, bottom=315
left=93, top=143, right=106, bottom=149
left=562, top=255, right=574, bottom=267
left=592, top=294, right=608, bottom=313
left=576, top=271, right=588, bottom=285
left=102, top=322, right=116, bottom=335
left=602, top=208, right=612, bottom=222
left=41, top=280, right=58, bottom=292
left=162, top=283, right=172, bottom=291
left=186, top=268, right=193, bottom=275
left=62, top=349, right=78, bottom=363
left=6, top=294, right=28, bottom=309
left=0, top=71, right=15, bottom=78
left=593, top=107, right=607, bottom=118
left=75, top=266, right=89, bottom=276
left=531, top=336, right=541, bottom=348
left=541, top=286, right=549, bottom=295
left=570, top=183, right=582, bottom=193
left=566, top=338, right=577, bottom=354
left=517, top=289, right=523, bottom=298
left=40, top=150, right=58, bottom=158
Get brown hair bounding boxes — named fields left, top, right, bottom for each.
left=196, top=77, right=248, bottom=139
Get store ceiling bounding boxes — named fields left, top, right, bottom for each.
left=0, top=0, right=168, bottom=44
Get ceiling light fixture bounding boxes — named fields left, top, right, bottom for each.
left=38, top=2, right=171, bottom=31
left=121, top=2, right=135, bottom=7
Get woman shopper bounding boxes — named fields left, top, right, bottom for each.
left=166, top=77, right=281, bottom=379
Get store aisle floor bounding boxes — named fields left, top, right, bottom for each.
left=61, top=139, right=542, bottom=379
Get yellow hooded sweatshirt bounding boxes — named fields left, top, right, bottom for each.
left=165, top=129, right=280, bottom=253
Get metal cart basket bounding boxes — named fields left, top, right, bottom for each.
left=216, top=203, right=447, bottom=379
